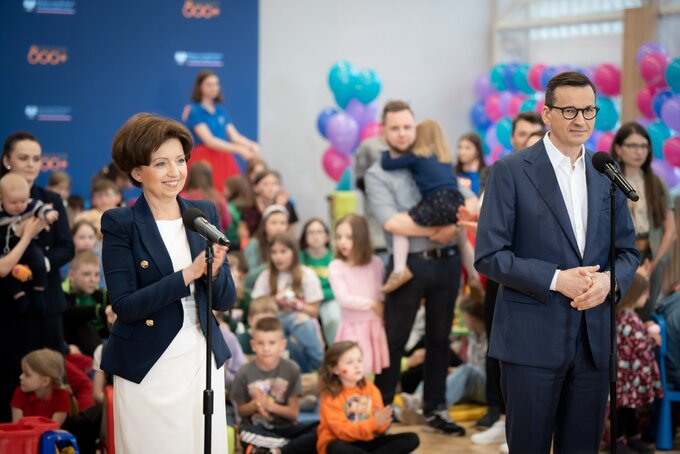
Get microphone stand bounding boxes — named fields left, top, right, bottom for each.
left=608, top=182, right=618, bottom=454
left=204, top=242, right=214, bottom=454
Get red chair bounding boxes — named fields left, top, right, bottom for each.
left=102, top=385, right=115, bottom=454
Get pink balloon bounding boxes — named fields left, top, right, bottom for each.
left=636, top=87, right=656, bottom=119
left=527, top=64, right=546, bottom=91
left=663, top=137, right=680, bottom=168
left=322, top=147, right=351, bottom=181
left=596, top=132, right=614, bottom=152
left=640, top=52, right=670, bottom=87
left=535, top=99, right=545, bottom=113
left=594, top=63, right=621, bottom=96
left=507, top=94, right=525, bottom=118
left=485, top=93, right=504, bottom=122
left=359, top=121, right=381, bottom=141
left=487, top=145, right=506, bottom=164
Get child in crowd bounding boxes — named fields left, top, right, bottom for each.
left=11, top=348, right=72, bottom=426
left=252, top=233, right=324, bottom=373
left=615, top=273, right=663, bottom=454
left=242, top=170, right=299, bottom=236
left=62, top=250, right=109, bottom=356
left=90, top=178, right=122, bottom=214
left=71, top=220, right=99, bottom=253
left=180, top=160, right=231, bottom=231
left=0, top=173, right=59, bottom=312
left=224, top=175, right=255, bottom=251
left=300, top=217, right=340, bottom=345
left=328, top=214, right=389, bottom=376
left=47, top=170, right=71, bottom=207
left=245, top=204, right=290, bottom=271
left=231, top=317, right=318, bottom=454
left=237, top=296, right=281, bottom=356
left=317, top=341, right=420, bottom=454
left=246, top=158, right=268, bottom=186
left=380, top=119, right=465, bottom=293
left=214, top=309, right=245, bottom=390
left=455, top=132, right=486, bottom=195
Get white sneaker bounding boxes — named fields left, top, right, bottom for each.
left=470, top=420, right=506, bottom=445
left=499, top=442, right=509, bottom=453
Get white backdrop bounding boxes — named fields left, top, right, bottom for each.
left=259, top=0, right=493, bottom=227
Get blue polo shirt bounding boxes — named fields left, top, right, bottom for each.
left=186, top=102, right=245, bottom=171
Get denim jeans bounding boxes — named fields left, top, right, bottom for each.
left=416, top=363, right=486, bottom=406
left=278, top=312, right=323, bottom=373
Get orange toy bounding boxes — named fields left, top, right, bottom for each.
left=11, top=264, right=32, bottom=282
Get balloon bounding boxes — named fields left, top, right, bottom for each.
left=596, top=132, right=614, bottom=152
left=359, top=121, right=381, bottom=141
left=357, top=101, right=378, bottom=128
left=474, top=74, right=495, bottom=100
left=663, top=137, right=680, bottom=167
left=470, top=101, right=492, bottom=130
left=328, top=60, right=356, bottom=108
left=667, top=58, right=680, bottom=93
left=344, top=99, right=365, bottom=125
left=490, top=64, right=507, bottom=91
left=489, top=145, right=511, bottom=164
left=586, top=130, right=601, bottom=151
left=640, top=52, right=670, bottom=88
left=556, top=64, right=575, bottom=74
left=583, top=66, right=597, bottom=84
left=535, top=99, right=545, bottom=113
left=507, top=94, right=525, bottom=118
left=636, top=87, right=656, bottom=119
left=485, top=124, right=500, bottom=150
left=636, top=41, right=668, bottom=65
left=519, top=98, right=537, bottom=113
left=540, top=66, right=557, bottom=90
left=499, top=92, right=514, bottom=116
left=594, top=97, right=619, bottom=131
left=527, top=64, right=547, bottom=91
left=496, top=117, right=513, bottom=149
left=648, top=121, right=672, bottom=159
left=326, top=113, right=359, bottom=156
left=661, top=95, right=680, bottom=132
left=322, top=147, right=351, bottom=182
left=652, top=90, right=673, bottom=119
left=353, top=69, right=382, bottom=104
left=316, top=107, right=338, bottom=138
left=485, top=93, right=504, bottom=122
left=594, top=64, right=621, bottom=96
left=336, top=167, right=352, bottom=191
left=503, top=63, right=520, bottom=91
left=635, top=117, right=653, bottom=129
left=651, top=159, right=680, bottom=187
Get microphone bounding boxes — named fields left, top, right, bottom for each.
left=182, top=207, right=230, bottom=246
left=592, top=152, right=639, bottom=202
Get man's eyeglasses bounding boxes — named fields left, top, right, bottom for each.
left=621, top=143, right=650, bottom=152
left=546, top=105, right=600, bottom=120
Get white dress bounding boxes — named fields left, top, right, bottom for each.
left=113, top=219, right=228, bottom=453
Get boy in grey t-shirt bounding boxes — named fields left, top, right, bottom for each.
left=231, top=317, right=317, bottom=453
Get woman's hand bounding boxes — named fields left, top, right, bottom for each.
left=183, top=252, right=207, bottom=285
left=212, top=244, right=228, bottom=277
left=371, top=300, right=384, bottom=317
left=17, top=217, right=48, bottom=238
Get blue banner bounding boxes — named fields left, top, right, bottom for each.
left=0, top=0, right=258, bottom=200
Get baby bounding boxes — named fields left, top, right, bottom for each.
left=0, top=173, right=58, bottom=312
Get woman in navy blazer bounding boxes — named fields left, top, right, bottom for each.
left=101, top=113, right=235, bottom=453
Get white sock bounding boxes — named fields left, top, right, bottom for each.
left=392, top=235, right=409, bottom=273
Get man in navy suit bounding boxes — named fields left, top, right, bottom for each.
left=475, top=71, right=639, bottom=453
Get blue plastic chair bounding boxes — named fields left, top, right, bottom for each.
left=651, top=313, right=680, bottom=450
left=39, top=429, right=80, bottom=454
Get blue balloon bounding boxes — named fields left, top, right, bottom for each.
left=495, top=117, right=513, bottom=149
left=512, top=64, right=534, bottom=94
left=653, top=90, right=673, bottom=119
left=317, top=107, right=338, bottom=138
left=353, top=69, right=382, bottom=104
left=336, top=167, right=352, bottom=191
left=594, top=97, right=619, bottom=131
left=540, top=66, right=557, bottom=90
left=470, top=101, right=492, bottom=130
left=519, top=98, right=537, bottom=112
left=648, top=121, right=671, bottom=160
left=328, top=61, right=356, bottom=108
left=667, top=58, right=680, bottom=93
left=490, top=64, right=507, bottom=91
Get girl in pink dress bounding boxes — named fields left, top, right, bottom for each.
left=328, top=214, right=389, bottom=376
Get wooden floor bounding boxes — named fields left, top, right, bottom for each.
left=389, top=421, right=680, bottom=454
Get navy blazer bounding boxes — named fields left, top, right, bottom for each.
left=100, top=195, right=236, bottom=384
left=475, top=140, right=639, bottom=371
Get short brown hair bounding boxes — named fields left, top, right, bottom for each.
left=459, top=296, right=484, bottom=321
left=253, top=316, right=284, bottom=335
left=511, top=112, right=544, bottom=135
left=249, top=296, right=279, bottom=317
left=47, top=170, right=71, bottom=189
left=91, top=178, right=120, bottom=196
left=70, top=249, right=100, bottom=272
left=334, top=214, right=372, bottom=266
left=191, top=71, right=223, bottom=103
left=381, top=100, right=413, bottom=124
left=544, top=71, right=596, bottom=108
left=111, top=113, right=193, bottom=188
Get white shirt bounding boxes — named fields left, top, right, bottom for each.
left=543, top=134, right=588, bottom=290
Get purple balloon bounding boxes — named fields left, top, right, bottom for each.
left=474, top=74, right=495, bottom=100
left=499, top=92, right=514, bottom=116
left=651, top=159, right=680, bottom=188
left=344, top=98, right=365, bottom=124
left=660, top=95, right=680, bottom=132
left=556, top=64, right=575, bottom=74
left=326, top=112, right=359, bottom=156
left=636, top=41, right=668, bottom=66
left=635, top=117, right=653, bottom=129
left=485, top=123, right=500, bottom=149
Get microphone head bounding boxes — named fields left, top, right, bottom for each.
left=592, top=151, right=614, bottom=173
left=182, top=207, right=205, bottom=232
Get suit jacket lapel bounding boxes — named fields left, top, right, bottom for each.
left=583, top=151, right=609, bottom=263
left=132, top=194, right=175, bottom=277
left=523, top=142, right=582, bottom=260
